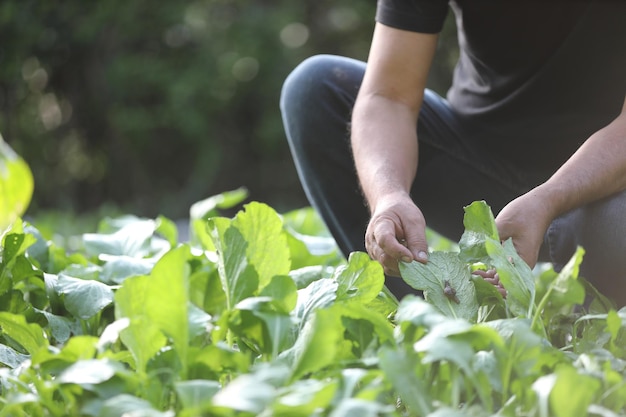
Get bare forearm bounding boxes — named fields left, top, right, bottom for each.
left=351, top=94, right=419, bottom=212
left=533, top=110, right=626, bottom=219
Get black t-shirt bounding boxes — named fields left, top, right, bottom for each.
left=376, top=0, right=626, bottom=176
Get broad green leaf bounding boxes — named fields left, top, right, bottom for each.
left=532, top=374, right=557, bottom=417
left=175, top=380, right=221, bottom=410
left=394, top=295, right=448, bottom=337
left=285, top=229, right=342, bottom=270
left=233, top=201, right=290, bottom=289
left=33, top=308, right=73, bottom=343
left=378, top=346, right=432, bottom=416
left=289, top=265, right=334, bottom=290
left=117, top=311, right=166, bottom=372
left=146, top=245, right=190, bottom=365
left=472, top=351, right=502, bottom=393
left=288, top=307, right=344, bottom=382
left=400, top=252, right=478, bottom=321
left=99, top=394, right=175, bottom=417
left=212, top=373, right=276, bottom=414
left=189, top=343, right=249, bottom=378
left=211, top=363, right=289, bottom=413
left=0, top=136, right=34, bottom=232
left=208, top=217, right=259, bottom=309
left=55, top=274, right=114, bottom=320
left=486, top=318, right=564, bottom=382
left=189, top=188, right=248, bottom=220
left=83, top=218, right=156, bottom=258
left=549, top=366, right=602, bottom=417
left=413, top=319, right=476, bottom=373
left=458, top=201, right=536, bottom=317
left=58, top=358, right=119, bottom=385
left=426, top=408, right=471, bottom=417
left=0, top=312, right=48, bottom=355
left=115, top=282, right=162, bottom=371
left=537, top=247, right=586, bottom=311
left=0, top=343, right=29, bottom=368
left=189, top=188, right=248, bottom=250
left=334, top=303, right=395, bottom=346
left=485, top=238, right=535, bottom=317
left=100, top=255, right=156, bottom=284
left=2, top=230, right=37, bottom=269
left=259, top=274, right=298, bottom=313
left=293, top=278, right=338, bottom=328
left=234, top=297, right=295, bottom=358
left=329, top=398, right=393, bottom=417
left=335, top=252, right=384, bottom=306
left=115, top=245, right=190, bottom=373
left=155, top=215, right=178, bottom=247
left=272, top=379, right=337, bottom=417
left=459, top=200, right=499, bottom=260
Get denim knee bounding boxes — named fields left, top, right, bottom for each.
left=544, top=191, right=626, bottom=305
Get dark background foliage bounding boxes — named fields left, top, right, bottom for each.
left=0, top=0, right=457, bottom=219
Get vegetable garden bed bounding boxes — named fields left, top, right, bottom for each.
left=0, top=187, right=625, bottom=417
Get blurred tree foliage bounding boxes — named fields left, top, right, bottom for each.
left=0, top=0, right=458, bottom=219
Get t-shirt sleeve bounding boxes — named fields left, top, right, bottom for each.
left=375, top=0, right=450, bottom=33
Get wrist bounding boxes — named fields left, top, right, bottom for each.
left=368, top=189, right=412, bottom=214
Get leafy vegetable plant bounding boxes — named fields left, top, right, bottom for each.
left=0, top=194, right=624, bottom=417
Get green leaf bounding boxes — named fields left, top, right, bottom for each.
left=99, top=394, right=175, bottom=417
left=54, top=274, right=114, bottom=320
left=400, top=252, right=478, bottom=321
left=459, top=200, right=499, bottom=260
left=293, top=278, right=338, bottom=327
left=189, top=188, right=249, bottom=220
left=378, top=346, right=432, bottom=416
left=2, top=231, right=37, bottom=269
left=288, top=307, right=344, bottom=382
left=273, top=379, right=338, bottom=417
left=58, top=358, right=120, bottom=385
left=485, top=238, right=535, bottom=317
left=0, top=312, right=48, bottom=355
left=146, top=245, right=191, bottom=363
left=289, top=265, right=333, bottom=290
left=155, top=215, right=178, bottom=247
left=335, top=252, right=384, bottom=306
left=100, top=255, right=156, bottom=284
left=232, top=201, right=290, bottom=288
left=189, top=188, right=248, bottom=250
left=83, top=218, right=156, bottom=258
left=208, top=217, right=259, bottom=309
left=175, top=380, right=220, bottom=411
left=259, top=274, right=298, bottom=313
left=0, top=136, right=34, bottom=232
left=0, top=343, right=29, bottom=368
left=211, top=363, right=289, bottom=413
left=458, top=201, right=536, bottom=317
left=549, top=366, right=602, bottom=417
left=33, top=308, right=73, bottom=343
left=115, top=245, right=190, bottom=373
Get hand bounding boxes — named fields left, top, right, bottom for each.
left=495, top=191, right=554, bottom=269
left=472, top=269, right=507, bottom=298
left=365, top=191, right=429, bottom=276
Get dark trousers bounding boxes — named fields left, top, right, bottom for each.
left=280, top=54, right=626, bottom=305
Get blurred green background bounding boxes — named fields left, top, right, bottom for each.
left=0, top=0, right=457, bottom=221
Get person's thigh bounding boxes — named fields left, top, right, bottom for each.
left=544, top=191, right=626, bottom=306
left=280, top=54, right=370, bottom=257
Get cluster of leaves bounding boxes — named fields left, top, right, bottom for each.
left=0, top=191, right=624, bottom=416
left=0, top=135, right=33, bottom=232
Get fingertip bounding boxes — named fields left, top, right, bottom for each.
left=417, top=251, right=428, bottom=263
